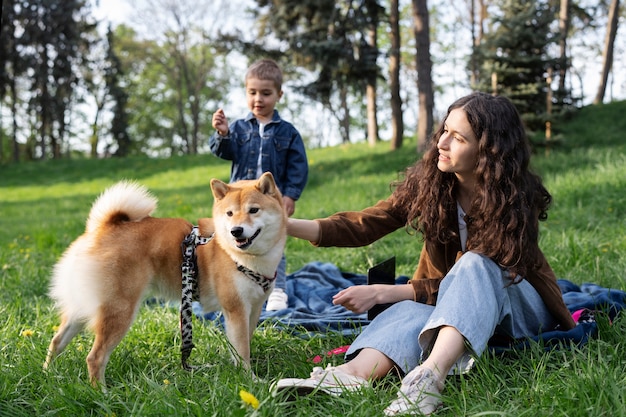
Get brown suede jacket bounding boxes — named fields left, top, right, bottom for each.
left=314, top=199, right=576, bottom=331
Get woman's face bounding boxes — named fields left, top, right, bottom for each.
left=436, top=108, right=479, bottom=182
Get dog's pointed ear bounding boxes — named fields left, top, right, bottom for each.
left=257, top=172, right=278, bottom=196
left=211, top=178, right=230, bottom=200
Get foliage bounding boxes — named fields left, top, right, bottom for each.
left=473, top=0, right=559, bottom=130
left=0, top=0, right=97, bottom=160
left=240, top=0, right=384, bottom=143
left=111, top=15, right=230, bottom=157
left=0, top=0, right=624, bottom=164
left=0, top=100, right=625, bottom=416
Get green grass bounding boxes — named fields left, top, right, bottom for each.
left=1, top=101, right=625, bottom=416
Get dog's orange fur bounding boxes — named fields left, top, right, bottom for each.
left=44, top=173, right=287, bottom=388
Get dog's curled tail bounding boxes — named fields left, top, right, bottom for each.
left=86, top=181, right=157, bottom=233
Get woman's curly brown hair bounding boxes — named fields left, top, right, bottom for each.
left=390, top=92, right=551, bottom=278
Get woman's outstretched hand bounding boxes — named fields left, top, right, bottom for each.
left=333, top=283, right=415, bottom=314
left=332, top=285, right=379, bottom=313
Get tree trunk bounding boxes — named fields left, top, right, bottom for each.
left=594, top=0, right=620, bottom=104
left=366, top=4, right=379, bottom=147
left=90, top=97, right=105, bottom=158
left=366, top=83, right=378, bottom=146
left=340, top=84, right=351, bottom=143
left=412, top=0, right=434, bottom=153
left=10, top=78, right=19, bottom=162
left=470, top=0, right=487, bottom=88
left=478, top=0, right=486, bottom=42
left=558, top=0, right=571, bottom=100
left=469, top=0, right=477, bottom=87
left=389, top=0, right=403, bottom=150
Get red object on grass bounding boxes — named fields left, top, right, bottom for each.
left=311, top=345, right=351, bottom=364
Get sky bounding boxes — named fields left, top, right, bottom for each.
left=92, top=0, right=133, bottom=25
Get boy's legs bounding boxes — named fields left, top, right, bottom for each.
left=266, top=254, right=288, bottom=311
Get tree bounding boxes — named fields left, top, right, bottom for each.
left=389, top=0, right=404, bottom=150
left=469, top=0, right=488, bottom=88
left=412, top=0, right=434, bottom=152
left=0, top=0, right=22, bottom=162
left=473, top=0, right=558, bottom=131
left=20, top=0, right=95, bottom=159
left=557, top=0, right=571, bottom=103
left=365, top=0, right=381, bottom=146
left=112, top=0, right=231, bottom=156
left=594, top=0, right=621, bottom=104
left=247, top=0, right=383, bottom=144
left=140, top=0, right=226, bottom=154
left=105, top=27, right=131, bottom=157
left=80, top=31, right=109, bottom=159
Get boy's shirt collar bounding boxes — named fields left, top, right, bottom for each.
left=245, top=109, right=281, bottom=124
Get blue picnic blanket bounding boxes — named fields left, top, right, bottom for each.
left=194, top=261, right=626, bottom=348
left=194, top=262, right=378, bottom=335
left=489, top=279, right=626, bottom=352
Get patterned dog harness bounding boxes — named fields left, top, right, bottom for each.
left=180, top=226, right=211, bottom=371
left=179, top=226, right=277, bottom=370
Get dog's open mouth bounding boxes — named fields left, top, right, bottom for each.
left=235, top=228, right=261, bottom=249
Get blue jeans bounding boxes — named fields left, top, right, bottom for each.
left=345, top=252, right=557, bottom=375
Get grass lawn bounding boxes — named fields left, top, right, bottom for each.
left=1, top=101, right=625, bottom=416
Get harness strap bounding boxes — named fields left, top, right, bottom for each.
left=179, top=226, right=277, bottom=370
left=236, top=263, right=276, bottom=293
left=180, top=226, right=212, bottom=371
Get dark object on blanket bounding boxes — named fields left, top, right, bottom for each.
left=367, top=257, right=396, bottom=320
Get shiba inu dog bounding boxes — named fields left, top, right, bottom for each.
left=43, top=172, right=287, bottom=387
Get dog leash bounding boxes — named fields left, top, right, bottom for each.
left=180, top=226, right=212, bottom=371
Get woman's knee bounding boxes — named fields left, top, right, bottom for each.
left=441, top=251, right=507, bottom=295
left=457, top=251, right=489, bottom=264
left=455, top=251, right=502, bottom=274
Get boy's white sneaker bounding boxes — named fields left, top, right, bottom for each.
left=265, top=288, right=288, bottom=311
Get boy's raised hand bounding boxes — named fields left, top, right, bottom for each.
left=212, top=108, right=229, bottom=136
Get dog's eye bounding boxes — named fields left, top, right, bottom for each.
left=249, top=207, right=259, bottom=214
left=226, top=210, right=233, bottom=217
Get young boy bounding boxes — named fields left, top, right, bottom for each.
left=209, top=59, right=309, bottom=311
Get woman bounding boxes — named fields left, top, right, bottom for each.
left=274, top=92, right=575, bottom=415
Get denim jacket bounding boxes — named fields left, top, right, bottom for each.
left=208, top=110, right=308, bottom=200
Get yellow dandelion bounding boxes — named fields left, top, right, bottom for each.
left=21, top=329, right=34, bottom=337
left=163, top=379, right=170, bottom=385
left=52, top=325, right=60, bottom=332
left=239, top=389, right=260, bottom=409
